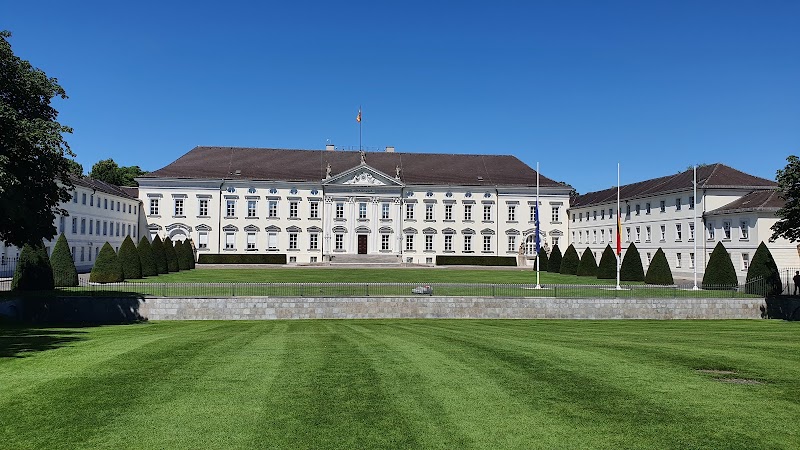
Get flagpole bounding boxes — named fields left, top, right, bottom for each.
left=359, top=106, right=362, bottom=152
left=536, top=162, right=541, bottom=289
left=616, top=162, right=621, bottom=290
left=692, top=164, right=699, bottom=290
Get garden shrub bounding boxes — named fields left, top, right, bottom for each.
left=89, top=242, right=124, bottom=283
left=184, top=239, right=196, bottom=269
left=620, top=242, right=645, bottom=282
left=176, top=239, right=191, bottom=270
left=597, top=245, right=617, bottom=279
left=12, top=242, right=54, bottom=291
left=702, top=242, right=738, bottom=289
left=577, top=247, right=598, bottom=277
left=118, top=235, right=142, bottom=279
left=50, top=233, right=78, bottom=287
left=151, top=235, right=168, bottom=274
left=559, top=245, right=580, bottom=275
left=137, top=237, right=157, bottom=277
left=164, top=237, right=179, bottom=272
left=547, top=244, right=562, bottom=273
left=197, top=254, right=287, bottom=264
left=435, top=256, right=516, bottom=266
left=745, top=242, right=782, bottom=295
left=536, top=247, right=548, bottom=271
left=644, top=248, right=674, bottom=285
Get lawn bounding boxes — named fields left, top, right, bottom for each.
left=1, top=320, right=798, bottom=449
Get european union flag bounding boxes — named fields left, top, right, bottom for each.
left=534, top=203, right=540, bottom=254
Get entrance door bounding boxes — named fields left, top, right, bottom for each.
left=358, top=235, right=368, bottom=254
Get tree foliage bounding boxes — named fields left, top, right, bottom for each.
left=185, top=239, right=196, bottom=269
left=576, top=247, right=598, bottom=277
left=118, top=235, right=142, bottom=279
left=151, top=235, right=168, bottom=274
left=89, top=242, right=123, bottom=283
left=137, top=236, right=157, bottom=277
left=745, top=242, right=782, bottom=295
left=559, top=244, right=580, bottom=275
left=547, top=244, right=562, bottom=273
left=597, top=245, right=617, bottom=279
left=644, top=248, right=674, bottom=285
left=164, top=237, right=179, bottom=272
left=64, top=158, right=83, bottom=177
left=702, top=242, right=738, bottom=289
left=536, top=247, right=548, bottom=272
left=620, top=243, right=645, bottom=282
left=0, top=31, right=74, bottom=247
left=771, top=155, right=800, bottom=242
left=176, top=239, right=191, bottom=270
left=12, top=242, right=54, bottom=291
left=50, top=233, right=78, bottom=287
left=88, top=158, right=147, bottom=187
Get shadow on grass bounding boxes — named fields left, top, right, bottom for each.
left=762, top=296, right=800, bottom=321
left=0, top=326, right=88, bottom=358
left=1, top=291, right=147, bottom=326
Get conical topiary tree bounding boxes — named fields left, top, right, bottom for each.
left=745, top=242, right=782, bottom=295
left=536, top=247, right=548, bottom=272
left=176, top=239, right=191, bottom=270
left=89, top=242, right=124, bottom=283
left=702, top=241, right=738, bottom=289
left=560, top=244, right=580, bottom=275
left=137, top=236, right=157, bottom=277
left=185, top=239, right=196, bottom=269
left=118, top=235, right=142, bottom=279
left=50, top=233, right=78, bottom=287
left=547, top=244, right=562, bottom=273
left=620, top=242, right=645, bottom=282
left=645, top=248, right=674, bottom=285
left=12, top=242, right=54, bottom=291
left=151, top=235, right=168, bottom=274
left=597, top=245, right=617, bottom=279
left=577, top=247, right=598, bottom=277
left=164, top=237, right=179, bottom=272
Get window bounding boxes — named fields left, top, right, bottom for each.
left=72, top=217, right=78, bottom=234
left=117, top=201, right=120, bottom=211
left=267, top=232, right=278, bottom=250
left=552, top=237, right=559, bottom=247
left=707, top=222, right=715, bottom=240
left=646, top=252, right=652, bottom=266
left=199, top=199, right=208, bottom=216
left=483, top=204, right=491, bottom=221
left=425, top=235, right=433, bottom=251
left=464, top=204, right=472, bottom=221
left=81, top=193, right=86, bottom=204
left=676, top=198, right=682, bottom=211
left=359, top=202, right=367, bottom=219
left=248, top=200, right=257, bottom=218
left=269, top=200, right=278, bottom=218
left=689, top=196, right=695, bottom=210
left=645, top=226, right=651, bottom=242
left=80, top=247, right=85, bottom=262
left=310, top=201, right=319, bottom=218
left=89, top=219, right=93, bottom=235
left=609, top=208, right=613, bottom=218
left=579, top=212, right=583, bottom=222
left=508, top=235, right=517, bottom=252
left=676, top=253, right=682, bottom=268
left=578, top=231, right=583, bottom=244
left=103, top=221, right=108, bottom=236
left=104, top=198, right=108, bottom=209
left=406, top=235, right=414, bottom=251
left=309, top=233, right=318, bottom=250
left=444, top=235, right=453, bottom=251
left=289, top=201, right=298, bottom=218
left=572, top=214, right=576, bottom=222
left=740, top=220, right=749, bottom=240
left=174, top=198, right=184, bottom=216
left=335, top=234, right=344, bottom=251
left=425, top=204, right=434, bottom=221
left=464, top=235, right=472, bottom=252
left=483, top=235, right=491, bottom=252
left=90, top=195, right=94, bottom=206
left=247, top=232, right=256, bottom=250
left=226, top=200, right=236, bottom=217
left=381, top=203, right=390, bottom=220
left=571, top=231, right=576, bottom=244
left=405, top=203, right=414, bottom=220
left=625, top=205, right=631, bottom=217
left=635, top=204, right=640, bottom=216
left=689, top=222, right=695, bottom=241
left=380, top=234, right=391, bottom=250
left=593, top=230, right=597, bottom=244
left=552, top=206, right=560, bottom=222
left=742, top=253, right=750, bottom=270
left=445, top=204, right=453, bottom=220
left=225, top=232, right=235, bottom=249
left=508, top=205, right=516, bottom=221
left=336, top=203, right=345, bottom=219
left=634, top=227, right=640, bottom=242
left=116, top=222, right=120, bottom=236
left=198, top=232, right=208, bottom=249
left=660, top=200, right=665, bottom=213
left=723, top=221, right=731, bottom=240
left=660, top=225, right=666, bottom=241
left=676, top=224, right=682, bottom=241
left=601, top=209, right=605, bottom=220
left=59, top=216, right=65, bottom=233
left=625, top=227, right=631, bottom=243
left=71, top=246, right=76, bottom=261
left=689, top=252, right=695, bottom=269
left=645, top=203, right=651, bottom=214
left=593, top=210, right=597, bottom=220
left=600, top=229, right=605, bottom=243
left=149, top=198, right=159, bottom=215
left=73, top=194, right=77, bottom=204
left=80, top=218, right=86, bottom=235
left=289, top=233, right=298, bottom=249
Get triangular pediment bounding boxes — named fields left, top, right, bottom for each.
left=324, top=164, right=403, bottom=187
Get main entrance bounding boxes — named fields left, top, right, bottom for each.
left=357, top=235, right=368, bottom=254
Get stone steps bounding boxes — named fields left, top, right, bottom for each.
left=329, top=254, right=402, bottom=265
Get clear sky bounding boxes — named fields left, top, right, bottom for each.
left=3, top=0, right=798, bottom=194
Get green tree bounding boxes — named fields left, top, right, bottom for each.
left=535, top=247, right=548, bottom=272
left=547, top=244, right=562, bottom=273
left=89, top=158, right=147, bottom=187
left=702, top=242, right=738, bottom=289
left=164, top=237, right=179, bottom=272
left=118, top=235, right=142, bottom=279
left=151, top=235, right=168, bottom=274
left=11, top=242, right=54, bottom=291
left=597, top=245, right=617, bottom=279
left=577, top=247, right=598, bottom=277
left=0, top=31, right=75, bottom=247
left=771, top=155, right=800, bottom=242
left=64, top=158, right=83, bottom=177
left=176, top=239, right=191, bottom=270
left=185, top=239, right=196, bottom=269
left=644, top=248, right=674, bottom=285
left=50, top=233, right=78, bottom=287
left=137, top=236, right=157, bottom=277
left=559, top=244, right=580, bottom=275
left=620, top=243, right=645, bottom=282
left=745, top=242, right=782, bottom=295
left=89, top=242, right=123, bottom=283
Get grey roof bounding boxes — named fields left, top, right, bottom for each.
left=142, top=146, right=567, bottom=188
left=572, top=164, right=776, bottom=208
left=69, top=175, right=139, bottom=201
left=707, top=189, right=785, bottom=215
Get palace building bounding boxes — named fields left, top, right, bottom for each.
left=136, top=146, right=573, bottom=265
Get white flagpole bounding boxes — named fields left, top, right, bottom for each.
left=536, top=162, right=541, bottom=289
left=693, top=164, right=699, bottom=290
left=616, top=162, right=621, bottom=290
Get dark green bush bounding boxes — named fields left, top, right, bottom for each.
left=597, top=245, right=617, bottom=279
left=50, top=233, right=78, bottom=287
left=645, top=248, right=674, bottom=285
left=12, top=242, right=54, bottom=291
left=197, top=254, right=288, bottom=264
left=547, top=244, right=562, bottom=273
left=745, top=242, right=782, bottom=295
left=559, top=245, right=580, bottom=275
left=89, top=242, right=124, bottom=283
left=577, top=247, right=598, bottom=277
left=151, top=235, right=168, bottom=274
left=137, top=237, right=157, bottom=277
left=536, top=247, right=548, bottom=271
left=118, top=235, right=142, bottom=279
left=175, top=239, right=191, bottom=270
left=435, top=255, right=516, bottom=266
left=702, top=242, right=738, bottom=289
left=620, top=242, right=645, bottom=282
left=184, top=239, right=196, bottom=269
left=164, top=237, right=179, bottom=272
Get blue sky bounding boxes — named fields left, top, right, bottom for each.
left=3, top=0, right=798, bottom=194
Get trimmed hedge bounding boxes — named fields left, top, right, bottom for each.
left=620, top=243, right=645, bottom=282
left=12, top=242, right=54, bottom=291
left=137, top=237, right=157, bottom=277
left=118, top=235, right=142, bottom=279
left=745, top=242, right=782, bottom=295
left=184, top=239, right=196, bottom=269
left=577, top=247, right=598, bottom=277
left=164, top=237, right=179, bottom=272
left=702, top=242, right=738, bottom=289
left=560, top=245, right=580, bottom=275
left=597, top=245, right=617, bottom=279
left=50, top=233, right=78, bottom=287
left=547, top=244, right=563, bottom=273
left=89, top=242, right=124, bottom=283
left=176, top=239, right=191, bottom=271
left=536, top=247, right=548, bottom=271
left=645, top=248, right=674, bottom=285
left=151, top=235, right=168, bottom=274
left=198, top=254, right=288, bottom=265
left=435, top=255, right=517, bottom=266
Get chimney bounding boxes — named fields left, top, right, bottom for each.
left=385, top=146, right=395, bottom=153
left=326, top=144, right=335, bottom=151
